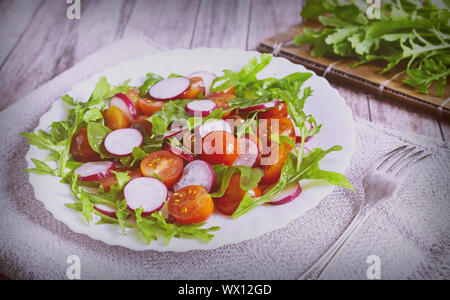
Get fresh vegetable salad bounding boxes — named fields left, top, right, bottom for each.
left=22, top=54, right=353, bottom=245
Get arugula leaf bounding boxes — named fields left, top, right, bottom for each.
left=149, top=99, right=191, bottom=137
left=210, top=165, right=264, bottom=198
left=139, top=73, right=163, bottom=97
left=120, top=147, right=148, bottom=167
left=25, top=159, right=57, bottom=176
left=295, top=0, right=450, bottom=96
left=86, top=122, right=111, bottom=159
left=135, top=209, right=220, bottom=245
left=233, top=146, right=353, bottom=219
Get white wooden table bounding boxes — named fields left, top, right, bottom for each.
left=0, top=0, right=448, bottom=279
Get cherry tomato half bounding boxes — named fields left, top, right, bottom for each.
left=140, top=150, right=184, bottom=188
left=99, top=168, right=142, bottom=192
left=138, top=98, right=164, bottom=116
left=215, top=174, right=262, bottom=215
left=104, top=106, right=129, bottom=130
left=260, top=143, right=288, bottom=185
left=168, top=185, right=214, bottom=224
left=181, top=77, right=206, bottom=99
left=70, top=127, right=100, bottom=163
left=125, top=88, right=141, bottom=105
left=258, top=102, right=288, bottom=119
left=130, top=115, right=152, bottom=135
left=259, top=116, right=296, bottom=153
left=201, top=131, right=239, bottom=166
left=208, top=92, right=235, bottom=119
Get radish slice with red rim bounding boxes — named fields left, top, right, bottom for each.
left=173, top=160, right=215, bottom=192
left=233, top=136, right=260, bottom=167
left=74, top=161, right=115, bottom=182
left=240, top=99, right=279, bottom=113
left=104, top=128, right=143, bottom=157
left=148, top=77, right=191, bottom=100
left=185, top=100, right=218, bottom=117
left=164, top=143, right=195, bottom=162
left=266, top=182, right=302, bottom=205
left=110, top=94, right=137, bottom=121
left=188, top=71, right=216, bottom=96
left=164, top=126, right=188, bottom=139
left=94, top=204, right=118, bottom=219
left=197, top=119, right=232, bottom=138
left=124, top=177, right=167, bottom=216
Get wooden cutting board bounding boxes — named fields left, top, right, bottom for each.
left=258, top=22, right=450, bottom=115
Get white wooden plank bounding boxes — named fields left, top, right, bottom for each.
left=0, top=0, right=43, bottom=66
left=0, top=0, right=129, bottom=110
left=124, top=0, right=200, bottom=49
left=247, top=0, right=302, bottom=50
left=191, top=0, right=251, bottom=48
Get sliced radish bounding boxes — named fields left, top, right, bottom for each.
left=148, top=77, right=191, bottom=100
left=240, top=99, right=280, bottom=113
left=163, top=126, right=188, bottom=139
left=104, top=128, right=143, bottom=157
left=94, top=204, right=118, bottom=219
left=110, top=94, right=137, bottom=121
left=124, top=177, right=167, bottom=216
left=173, top=160, right=215, bottom=193
left=74, top=161, right=115, bottom=182
left=233, top=136, right=260, bottom=167
left=197, top=119, right=232, bottom=138
left=266, top=182, right=302, bottom=205
left=188, top=71, right=216, bottom=96
left=185, top=100, right=218, bottom=117
left=164, top=143, right=195, bottom=162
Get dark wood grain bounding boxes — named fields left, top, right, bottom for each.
left=190, top=0, right=251, bottom=48
left=124, top=0, right=200, bottom=49
left=247, top=0, right=302, bottom=51
left=0, top=0, right=43, bottom=67
left=0, top=0, right=133, bottom=111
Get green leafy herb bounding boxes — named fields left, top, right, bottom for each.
left=135, top=209, right=220, bottom=245
left=233, top=146, right=354, bottom=219
left=295, top=0, right=450, bottom=96
left=210, top=165, right=264, bottom=198
left=139, top=73, right=164, bottom=97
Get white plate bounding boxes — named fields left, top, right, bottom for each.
left=25, top=48, right=355, bottom=251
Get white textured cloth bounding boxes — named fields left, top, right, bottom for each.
left=0, top=37, right=448, bottom=280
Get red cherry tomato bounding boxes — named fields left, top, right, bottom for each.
left=125, top=88, right=141, bottom=105
left=259, top=116, right=296, bottom=153
left=104, top=106, right=129, bottom=130
left=138, top=98, right=164, bottom=116
left=99, top=168, right=142, bottom=192
left=168, top=185, right=214, bottom=224
left=260, top=143, right=288, bottom=185
left=258, top=102, right=288, bottom=119
left=201, top=131, right=239, bottom=166
left=208, top=92, right=235, bottom=119
left=140, top=150, right=184, bottom=188
left=130, top=115, right=152, bottom=135
left=70, top=127, right=100, bottom=163
left=181, top=77, right=206, bottom=99
left=215, top=174, right=262, bottom=215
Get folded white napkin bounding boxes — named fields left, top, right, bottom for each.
left=0, top=36, right=448, bottom=279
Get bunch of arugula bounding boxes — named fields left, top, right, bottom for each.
left=295, top=0, right=450, bottom=96
left=22, top=76, right=219, bottom=245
